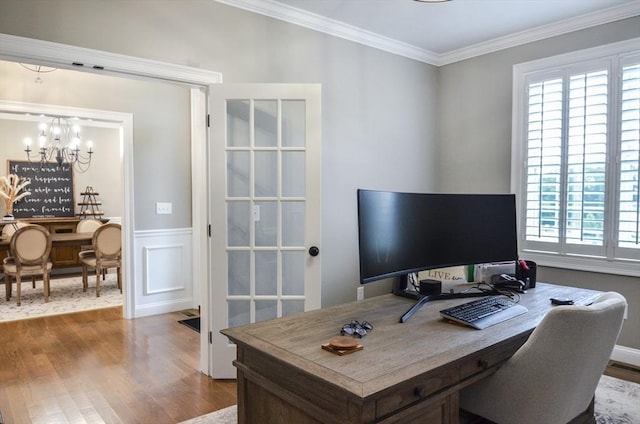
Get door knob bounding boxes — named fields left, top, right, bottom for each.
left=308, top=246, right=320, bottom=257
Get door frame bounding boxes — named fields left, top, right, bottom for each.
left=0, top=33, right=222, bottom=374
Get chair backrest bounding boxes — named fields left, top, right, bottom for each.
left=9, top=224, right=52, bottom=266
left=461, top=291, right=627, bottom=424
left=2, top=221, right=28, bottom=237
left=93, top=223, right=121, bottom=260
left=76, top=219, right=103, bottom=233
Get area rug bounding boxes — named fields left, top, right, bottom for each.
left=0, top=273, right=123, bottom=322
left=595, top=374, right=640, bottom=423
left=179, top=316, right=201, bottom=333
left=178, top=375, right=640, bottom=424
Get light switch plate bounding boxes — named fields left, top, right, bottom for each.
left=156, top=202, right=172, bottom=215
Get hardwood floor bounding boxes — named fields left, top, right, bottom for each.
left=0, top=307, right=236, bottom=424
left=0, top=306, right=637, bottom=424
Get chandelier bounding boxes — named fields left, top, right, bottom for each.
left=24, top=116, right=94, bottom=173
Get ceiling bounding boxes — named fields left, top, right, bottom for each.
left=217, top=0, right=640, bottom=65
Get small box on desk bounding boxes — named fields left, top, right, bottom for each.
left=474, top=262, right=516, bottom=283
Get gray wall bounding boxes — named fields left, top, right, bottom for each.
left=436, top=17, right=640, bottom=349
left=0, top=0, right=439, bottom=308
left=0, top=60, right=191, bottom=230
left=0, top=116, right=123, bottom=218
left=0, top=1, right=637, bottom=349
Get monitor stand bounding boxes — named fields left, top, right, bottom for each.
left=394, top=274, right=492, bottom=323
left=392, top=274, right=423, bottom=301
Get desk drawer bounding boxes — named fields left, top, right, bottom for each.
left=375, top=364, right=457, bottom=419
left=459, top=335, right=528, bottom=380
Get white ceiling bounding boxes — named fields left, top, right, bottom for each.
left=216, top=0, right=640, bottom=65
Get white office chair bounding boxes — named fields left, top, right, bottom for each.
left=459, top=291, right=626, bottom=424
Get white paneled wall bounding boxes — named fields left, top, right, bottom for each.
left=133, top=228, right=194, bottom=317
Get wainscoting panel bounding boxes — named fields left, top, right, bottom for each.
left=143, top=244, right=185, bottom=294
left=133, top=228, right=194, bottom=318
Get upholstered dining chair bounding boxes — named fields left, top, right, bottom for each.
left=76, top=218, right=105, bottom=276
left=79, top=223, right=121, bottom=297
left=2, top=224, right=53, bottom=306
left=1, top=220, right=27, bottom=237
left=2, top=221, right=38, bottom=288
left=459, top=291, right=627, bottom=424
left=76, top=218, right=103, bottom=234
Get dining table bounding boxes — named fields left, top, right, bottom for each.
left=0, top=232, right=94, bottom=250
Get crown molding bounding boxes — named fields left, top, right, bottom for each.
left=215, top=0, right=640, bottom=67
left=214, top=0, right=439, bottom=64
left=437, top=1, right=640, bottom=66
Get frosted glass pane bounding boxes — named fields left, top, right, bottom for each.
left=255, top=251, right=277, bottom=295
left=282, top=201, right=305, bottom=246
left=255, top=100, right=277, bottom=147
left=282, top=300, right=304, bottom=317
left=226, top=99, right=250, bottom=147
left=282, top=151, right=305, bottom=197
left=282, top=251, right=304, bottom=295
left=255, top=201, right=277, bottom=246
left=255, top=151, right=277, bottom=197
left=227, top=151, right=250, bottom=197
left=229, top=300, right=250, bottom=328
left=228, top=251, right=250, bottom=296
left=282, top=100, right=305, bottom=148
left=228, top=202, right=250, bottom=246
left=256, top=300, right=278, bottom=322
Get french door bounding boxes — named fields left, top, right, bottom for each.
left=209, top=84, right=321, bottom=378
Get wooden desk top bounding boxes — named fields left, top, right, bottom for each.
left=222, top=283, right=601, bottom=400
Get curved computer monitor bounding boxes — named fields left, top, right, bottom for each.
left=357, top=189, right=518, bottom=287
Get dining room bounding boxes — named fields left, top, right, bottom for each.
left=0, top=61, right=125, bottom=322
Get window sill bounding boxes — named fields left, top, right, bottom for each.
left=521, top=250, right=640, bottom=278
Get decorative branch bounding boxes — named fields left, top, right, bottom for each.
left=0, top=174, right=31, bottom=216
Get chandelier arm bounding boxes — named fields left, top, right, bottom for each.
left=24, top=116, right=94, bottom=173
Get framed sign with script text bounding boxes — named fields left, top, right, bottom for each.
left=7, top=160, right=75, bottom=218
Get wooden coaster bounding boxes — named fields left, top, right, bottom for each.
left=321, top=336, right=363, bottom=355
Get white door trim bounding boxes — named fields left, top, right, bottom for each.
left=0, top=32, right=222, bottom=375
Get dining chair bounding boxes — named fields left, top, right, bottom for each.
left=1, top=220, right=27, bottom=237
left=459, top=291, right=627, bottom=424
left=1, top=221, right=36, bottom=288
left=76, top=218, right=103, bottom=234
left=76, top=218, right=105, bottom=277
left=79, top=223, right=122, bottom=297
left=2, top=224, right=53, bottom=306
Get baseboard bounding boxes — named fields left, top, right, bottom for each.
left=611, top=344, right=640, bottom=368
left=134, top=298, right=194, bottom=318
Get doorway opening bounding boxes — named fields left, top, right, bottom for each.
left=0, top=96, right=129, bottom=320
left=0, top=33, right=222, bottom=375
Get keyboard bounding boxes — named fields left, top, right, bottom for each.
left=439, top=296, right=528, bottom=329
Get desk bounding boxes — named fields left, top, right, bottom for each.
left=222, top=283, right=601, bottom=424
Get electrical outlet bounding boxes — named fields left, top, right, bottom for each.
left=156, top=202, right=172, bottom=215
left=357, top=286, right=364, bottom=301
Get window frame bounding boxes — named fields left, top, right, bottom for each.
left=511, top=38, right=640, bottom=277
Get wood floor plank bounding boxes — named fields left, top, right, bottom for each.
left=0, top=307, right=236, bottom=423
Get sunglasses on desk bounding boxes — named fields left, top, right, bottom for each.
left=340, top=320, right=373, bottom=338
